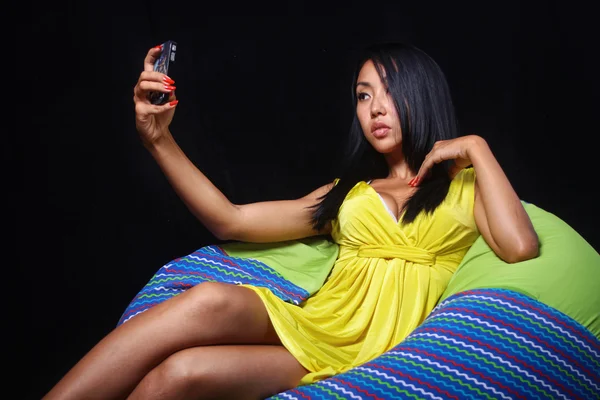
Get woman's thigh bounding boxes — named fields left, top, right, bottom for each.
left=41, top=284, right=285, bottom=400
left=120, top=282, right=282, bottom=348
left=128, top=344, right=308, bottom=400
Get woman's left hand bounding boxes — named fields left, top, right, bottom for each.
left=410, top=135, right=482, bottom=187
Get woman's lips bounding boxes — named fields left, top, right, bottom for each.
left=373, top=127, right=390, bottom=138
left=371, top=122, right=391, bottom=139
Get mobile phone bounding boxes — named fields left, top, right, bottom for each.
left=148, top=40, right=177, bottom=105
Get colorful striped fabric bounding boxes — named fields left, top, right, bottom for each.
left=117, top=249, right=600, bottom=399
left=270, top=289, right=600, bottom=400
left=117, top=245, right=310, bottom=326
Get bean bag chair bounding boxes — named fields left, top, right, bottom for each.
left=269, top=202, right=600, bottom=399
left=270, top=288, right=599, bottom=399
left=119, top=202, right=600, bottom=399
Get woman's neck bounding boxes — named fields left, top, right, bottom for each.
left=384, top=152, right=413, bottom=180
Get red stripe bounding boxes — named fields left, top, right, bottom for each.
left=289, top=388, right=311, bottom=399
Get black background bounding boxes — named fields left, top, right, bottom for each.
left=13, top=1, right=598, bottom=398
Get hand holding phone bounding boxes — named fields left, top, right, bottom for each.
left=149, top=40, right=177, bottom=105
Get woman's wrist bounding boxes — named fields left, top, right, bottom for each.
left=143, top=130, right=174, bottom=152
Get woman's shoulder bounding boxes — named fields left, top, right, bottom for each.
left=331, top=179, right=374, bottom=207
left=442, top=167, right=477, bottom=228
left=447, top=167, right=476, bottom=197
left=332, top=178, right=371, bottom=190
left=450, top=166, right=476, bottom=184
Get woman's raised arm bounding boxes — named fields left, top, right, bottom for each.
left=134, top=46, right=332, bottom=243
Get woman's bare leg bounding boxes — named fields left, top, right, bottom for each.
left=128, top=345, right=308, bottom=400
left=43, top=283, right=282, bottom=400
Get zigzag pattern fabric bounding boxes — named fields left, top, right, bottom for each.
left=270, top=289, right=600, bottom=400
left=117, top=245, right=310, bottom=326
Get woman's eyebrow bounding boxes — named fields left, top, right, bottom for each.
left=355, top=81, right=373, bottom=89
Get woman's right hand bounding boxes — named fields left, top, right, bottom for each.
left=133, top=45, right=178, bottom=147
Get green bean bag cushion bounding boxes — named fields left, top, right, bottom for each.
left=439, top=201, right=600, bottom=339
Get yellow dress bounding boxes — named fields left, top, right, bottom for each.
left=243, top=168, right=479, bottom=384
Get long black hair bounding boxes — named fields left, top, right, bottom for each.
left=311, top=42, right=459, bottom=230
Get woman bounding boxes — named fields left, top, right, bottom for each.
left=43, top=42, right=538, bottom=400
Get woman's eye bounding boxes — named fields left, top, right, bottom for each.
left=357, top=93, right=369, bottom=101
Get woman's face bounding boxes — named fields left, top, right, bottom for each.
left=355, top=60, right=403, bottom=154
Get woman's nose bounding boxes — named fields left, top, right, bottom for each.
left=370, top=93, right=387, bottom=116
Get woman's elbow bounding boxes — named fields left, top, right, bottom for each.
left=212, top=221, right=241, bottom=241
left=212, top=226, right=232, bottom=241
left=503, top=233, right=540, bottom=263
left=205, top=206, right=243, bottom=241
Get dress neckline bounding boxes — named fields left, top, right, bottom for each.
left=362, top=182, right=405, bottom=225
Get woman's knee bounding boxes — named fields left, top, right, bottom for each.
left=130, top=352, right=206, bottom=399
left=130, top=346, right=304, bottom=400
left=181, top=282, right=266, bottom=327
left=164, top=282, right=276, bottom=345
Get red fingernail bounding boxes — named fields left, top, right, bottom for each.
left=162, top=76, right=175, bottom=85
left=153, top=44, right=163, bottom=50
left=164, top=85, right=176, bottom=91
left=169, top=100, right=179, bottom=106
left=408, top=178, right=415, bottom=186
